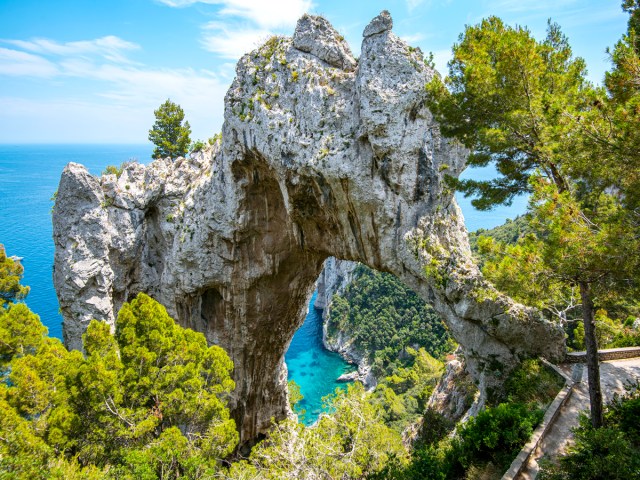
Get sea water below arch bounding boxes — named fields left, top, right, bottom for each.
left=0, top=145, right=526, bottom=424
left=284, top=292, right=355, bottom=424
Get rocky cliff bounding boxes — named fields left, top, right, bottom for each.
left=52, top=11, right=565, bottom=445
left=314, top=257, right=357, bottom=311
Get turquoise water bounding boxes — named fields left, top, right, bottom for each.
left=0, top=145, right=525, bottom=424
left=284, top=292, right=355, bottom=424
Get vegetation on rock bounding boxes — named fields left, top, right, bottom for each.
left=326, top=264, right=455, bottom=431
left=327, top=264, right=455, bottom=375
left=373, top=359, right=559, bottom=479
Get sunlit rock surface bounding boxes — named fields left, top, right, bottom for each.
left=53, top=11, right=564, bottom=445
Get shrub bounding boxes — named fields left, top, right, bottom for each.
left=450, top=402, right=543, bottom=473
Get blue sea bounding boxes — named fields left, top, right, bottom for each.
left=0, top=144, right=526, bottom=424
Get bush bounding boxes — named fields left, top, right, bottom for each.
left=502, top=358, right=564, bottom=408
left=190, top=140, right=206, bottom=153
left=102, top=164, right=123, bottom=177
left=449, top=402, right=543, bottom=473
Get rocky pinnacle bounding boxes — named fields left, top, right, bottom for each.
left=52, top=11, right=565, bottom=445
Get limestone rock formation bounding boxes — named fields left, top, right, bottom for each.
left=427, top=351, right=479, bottom=423
left=53, top=11, right=565, bottom=445
left=313, top=257, right=357, bottom=311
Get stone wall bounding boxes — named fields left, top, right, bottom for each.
left=565, top=346, right=640, bottom=363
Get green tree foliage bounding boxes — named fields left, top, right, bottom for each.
left=326, top=265, right=454, bottom=433
left=451, top=402, right=543, bottom=474
left=0, top=290, right=237, bottom=479
left=0, top=244, right=29, bottom=309
left=468, top=215, right=531, bottom=259
left=57, top=293, right=237, bottom=472
left=571, top=1, right=640, bottom=213
left=374, top=402, right=543, bottom=479
left=287, top=379, right=305, bottom=420
left=0, top=303, right=47, bottom=367
left=426, top=17, right=586, bottom=209
left=502, top=359, right=565, bottom=409
left=228, top=383, right=406, bottom=479
left=370, top=347, right=444, bottom=430
left=148, top=99, right=192, bottom=159
left=428, top=12, right=640, bottom=428
left=472, top=218, right=640, bottom=350
left=327, top=265, right=455, bottom=376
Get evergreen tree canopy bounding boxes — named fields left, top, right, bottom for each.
left=427, top=12, right=640, bottom=428
left=573, top=0, right=640, bottom=212
left=0, top=291, right=238, bottom=478
left=0, top=244, right=29, bottom=309
left=426, top=17, right=586, bottom=209
left=148, top=99, right=192, bottom=159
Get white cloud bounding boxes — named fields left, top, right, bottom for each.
left=0, top=36, right=230, bottom=142
left=406, top=0, right=427, bottom=11
left=216, top=0, right=313, bottom=29
left=158, top=0, right=314, bottom=60
left=0, top=47, right=58, bottom=77
left=3, top=36, right=140, bottom=63
left=157, top=0, right=313, bottom=29
left=201, top=22, right=272, bottom=59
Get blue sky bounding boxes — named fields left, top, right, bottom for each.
left=0, top=0, right=629, bottom=143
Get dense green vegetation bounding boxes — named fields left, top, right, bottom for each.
left=327, top=264, right=455, bottom=375
left=470, top=219, right=640, bottom=350
left=0, top=251, right=237, bottom=478
left=369, top=347, right=445, bottom=432
left=5, top=2, right=640, bottom=477
left=326, top=265, right=455, bottom=431
left=322, top=260, right=565, bottom=477
left=0, top=245, right=29, bottom=308
left=373, top=359, right=562, bottom=479
left=2, top=241, right=559, bottom=479
left=229, top=383, right=406, bottom=479
left=467, top=215, right=530, bottom=261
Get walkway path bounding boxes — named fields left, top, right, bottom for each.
left=520, top=358, right=640, bottom=479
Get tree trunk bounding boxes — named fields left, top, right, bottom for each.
left=579, top=281, right=604, bottom=428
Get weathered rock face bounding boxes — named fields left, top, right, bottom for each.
left=428, top=350, right=479, bottom=423
left=314, top=257, right=357, bottom=311
left=53, top=11, right=565, bottom=445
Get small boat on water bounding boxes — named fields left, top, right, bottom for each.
left=9, top=255, right=23, bottom=262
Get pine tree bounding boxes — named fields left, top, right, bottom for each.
left=0, top=244, right=29, bottom=309
left=148, top=99, right=192, bottom=159
left=427, top=16, right=640, bottom=428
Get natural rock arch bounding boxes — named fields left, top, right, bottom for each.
left=53, top=12, right=564, bottom=445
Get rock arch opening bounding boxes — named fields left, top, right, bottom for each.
left=53, top=11, right=564, bottom=446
